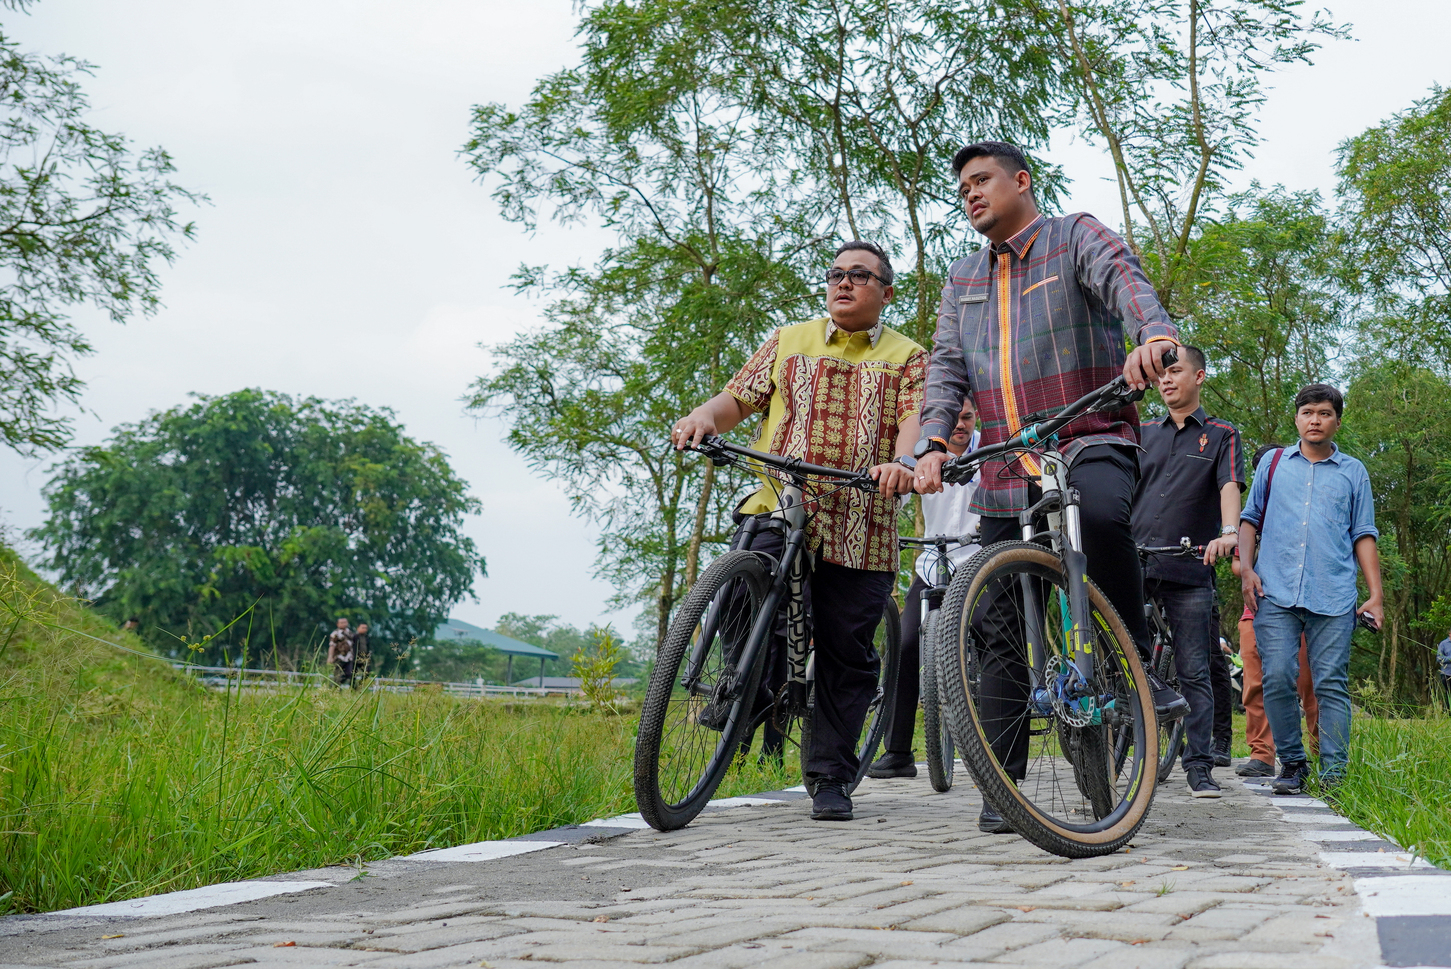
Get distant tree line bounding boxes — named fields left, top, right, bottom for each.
left=466, top=1, right=1450, bottom=704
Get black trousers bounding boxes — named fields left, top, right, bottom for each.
left=976, top=444, right=1151, bottom=780
left=1145, top=578, right=1216, bottom=771
left=731, top=520, right=896, bottom=784
left=1209, top=598, right=1233, bottom=749
left=885, top=575, right=929, bottom=753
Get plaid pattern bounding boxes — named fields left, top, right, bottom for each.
left=920, top=213, right=1178, bottom=515
left=726, top=318, right=926, bottom=572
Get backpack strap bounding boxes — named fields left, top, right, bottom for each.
left=1261, top=447, right=1285, bottom=526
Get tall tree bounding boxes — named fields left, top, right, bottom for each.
left=1035, top=0, right=1345, bottom=311
left=30, top=389, right=485, bottom=669
left=1175, top=184, right=1343, bottom=451
left=1336, top=85, right=1451, bottom=370
left=463, top=0, right=823, bottom=646
left=749, top=0, right=1066, bottom=346
left=0, top=1, right=202, bottom=453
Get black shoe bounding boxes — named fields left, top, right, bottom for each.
left=1147, top=671, right=1190, bottom=722
left=978, top=804, right=1013, bottom=834
left=867, top=750, right=918, bottom=779
left=810, top=780, right=854, bottom=821
left=1270, top=760, right=1310, bottom=795
left=1213, top=739, right=1232, bottom=768
left=1186, top=766, right=1222, bottom=798
left=1235, top=758, right=1276, bottom=778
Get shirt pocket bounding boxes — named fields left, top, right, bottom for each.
left=1314, top=476, right=1351, bottom=524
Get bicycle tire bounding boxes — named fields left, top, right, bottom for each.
left=921, top=609, right=955, bottom=792
left=1152, top=624, right=1186, bottom=784
left=798, top=596, right=901, bottom=794
left=939, top=541, right=1158, bottom=858
left=634, top=550, right=771, bottom=830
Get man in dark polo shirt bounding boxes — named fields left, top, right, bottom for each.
left=1132, top=346, right=1245, bottom=797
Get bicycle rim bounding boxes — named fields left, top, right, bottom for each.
left=634, top=550, right=770, bottom=830
left=940, top=542, right=1158, bottom=857
left=922, top=610, right=955, bottom=792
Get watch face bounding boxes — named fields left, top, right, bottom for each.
left=913, top=438, right=932, bottom=458
left=897, top=455, right=918, bottom=470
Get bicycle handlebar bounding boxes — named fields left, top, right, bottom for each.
left=687, top=436, right=879, bottom=493
left=1138, top=542, right=1209, bottom=558
left=898, top=532, right=979, bottom=549
left=941, top=348, right=1177, bottom=485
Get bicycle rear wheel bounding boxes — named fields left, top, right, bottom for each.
left=1154, top=648, right=1187, bottom=784
left=634, top=550, right=771, bottom=830
left=799, top=596, right=901, bottom=794
left=921, top=609, right=955, bottom=792
left=939, top=542, right=1158, bottom=858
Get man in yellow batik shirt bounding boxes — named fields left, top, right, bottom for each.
left=673, top=241, right=926, bottom=822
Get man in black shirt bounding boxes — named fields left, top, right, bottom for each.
left=1132, top=346, right=1245, bottom=797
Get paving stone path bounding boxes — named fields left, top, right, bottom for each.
left=3, top=766, right=1446, bottom=969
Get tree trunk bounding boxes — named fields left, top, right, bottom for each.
left=684, top=460, right=716, bottom=589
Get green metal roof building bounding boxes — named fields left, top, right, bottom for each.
left=433, top=618, right=559, bottom=685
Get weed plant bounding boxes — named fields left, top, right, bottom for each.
left=0, top=552, right=795, bottom=913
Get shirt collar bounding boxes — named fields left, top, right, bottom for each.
left=825, top=318, right=883, bottom=348
left=1290, top=441, right=1342, bottom=463
left=989, top=214, right=1047, bottom=261
left=1160, top=407, right=1207, bottom=427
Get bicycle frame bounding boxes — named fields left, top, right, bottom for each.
left=681, top=438, right=878, bottom=732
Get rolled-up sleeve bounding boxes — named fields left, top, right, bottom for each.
left=724, top=330, right=779, bottom=412
left=1350, top=464, right=1379, bottom=543
left=898, top=348, right=927, bottom=422
left=919, top=271, right=972, bottom=442
left=1072, top=215, right=1178, bottom=346
left=1240, top=453, right=1270, bottom=529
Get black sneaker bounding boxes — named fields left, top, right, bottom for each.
left=867, top=750, right=918, bottom=779
left=1235, top=758, right=1276, bottom=777
left=810, top=780, right=854, bottom=821
left=1147, top=671, right=1190, bottom=722
left=1213, top=739, right=1232, bottom=768
left=1186, top=766, right=1222, bottom=798
left=978, top=803, right=1013, bottom=834
left=1270, top=760, right=1310, bottom=795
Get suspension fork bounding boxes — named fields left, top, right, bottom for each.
left=1018, top=508, right=1048, bottom=687
left=1061, top=487, right=1096, bottom=687
left=683, top=516, right=764, bottom=687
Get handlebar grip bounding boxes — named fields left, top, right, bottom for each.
left=1160, top=346, right=1178, bottom=368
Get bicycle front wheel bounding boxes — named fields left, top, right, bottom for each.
left=939, top=542, right=1158, bottom=858
left=634, top=550, right=771, bottom=830
left=921, top=609, right=955, bottom=792
left=798, top=595, right=901, bottom=794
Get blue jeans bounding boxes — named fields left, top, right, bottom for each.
left=1146, top=580, right=1216, bottom=771
left=1252, top=599, right=1354, bottom=777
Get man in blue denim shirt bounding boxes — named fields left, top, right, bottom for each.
left=1238, top=384, right=1384, bottom=794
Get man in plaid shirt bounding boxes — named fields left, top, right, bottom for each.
left=913, top=141, right=1187, bottom=834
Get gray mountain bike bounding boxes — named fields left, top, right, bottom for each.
left=936, top=362, right=1174, bottom=858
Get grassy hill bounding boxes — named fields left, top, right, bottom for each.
left=0, top=548, right=800, bottom=914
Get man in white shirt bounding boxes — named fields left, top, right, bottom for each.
left=869, top=397, right=981, bottom=778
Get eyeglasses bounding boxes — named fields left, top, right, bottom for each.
left=825, top=268, right=888, bottom=287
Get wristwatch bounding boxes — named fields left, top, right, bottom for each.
left=1220, top=525, right=1238, bottom=537
left=896, top=455, right=918, bottom=470
left=913, top=437, right=948, bottom=459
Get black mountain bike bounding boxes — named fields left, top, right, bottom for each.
left=899, top=532, right=978, bottom=793
left=935, top=361, right=1174, bottom=858
left=1137, top=540, right=1207, bottom=784
left=633, top=439, right=900, bottom=831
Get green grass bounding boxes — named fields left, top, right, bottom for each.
left=0, top=550, right=795, bottom=914
left=1328, top=713, right=1451, bottom=869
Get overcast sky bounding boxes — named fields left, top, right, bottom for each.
left=0, top=1, right=1446, bottom=634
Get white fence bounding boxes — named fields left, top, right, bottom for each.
left=171, top=664, right=576, bottom=698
